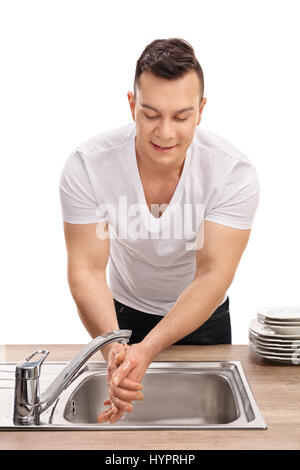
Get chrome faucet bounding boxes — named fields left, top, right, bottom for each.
left=13, top=329, right=132, bottom=425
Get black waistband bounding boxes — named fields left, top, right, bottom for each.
left=114, top=296, right=229, bottom=320
left=206, top=296, right=229, bottom=322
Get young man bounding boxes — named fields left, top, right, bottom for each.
left=59, top=38, right=260, bottom=423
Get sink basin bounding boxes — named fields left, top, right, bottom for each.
left=63, top=367, right=238, bottom=425
left=0, top=361, right=267, bottom=429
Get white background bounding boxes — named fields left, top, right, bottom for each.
left=1, top=0, right=299, bottom=345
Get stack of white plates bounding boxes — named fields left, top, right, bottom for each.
left=248, top=307, right=300, bottom=364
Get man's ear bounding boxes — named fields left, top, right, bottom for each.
left=127, top=91, right=135, bottom=120
left=196, top=97, right=207, bottom=125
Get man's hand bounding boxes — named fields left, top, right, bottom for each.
left=97, top=342, right=145, bottom=423
left=97, top=342, right=153, bottom=423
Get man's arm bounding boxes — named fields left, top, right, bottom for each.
left=141, top=221, right=251, bottom=356
left=64, top=221, right=143, bottom=418
left=63, top=221, right=119, bottom=360
left=109, top=221, right=251, bottom=389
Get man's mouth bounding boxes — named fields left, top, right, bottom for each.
left=150, top=142, right=177, bottom=152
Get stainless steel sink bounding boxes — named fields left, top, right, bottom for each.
left=0, top=361, right=266, bottom=429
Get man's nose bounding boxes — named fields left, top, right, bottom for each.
left=155, top=120, right=176, bottom=142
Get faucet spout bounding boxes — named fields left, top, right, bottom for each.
left=39, top=330, right=131, bottom=413
left=13, top=329, right=131, bottom=425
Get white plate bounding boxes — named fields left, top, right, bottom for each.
left=249, top=336, right=296, bottom=351
left=249, top=339, right=298, bottom=356
left=257, top=314, right=300, bottom=326
left=249, top=343, right=300, bottom=364
left=249, top=342, right=300, bottom=363
left=249, top=319, right=300, bottom=339
left=261, top=321, right=300, bottom=327
left=249, top=330, right=299, bottom=346
left=257, top=307, right=300, bottom=321
left=249, top=337, right=298, bottom=350
left=256, top=319, right=300, bottom=335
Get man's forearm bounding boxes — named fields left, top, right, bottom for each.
left=141, top=270, right=229, bottom=359
left=68, top=269, right=119, bottom=360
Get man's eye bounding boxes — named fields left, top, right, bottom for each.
left=145, top=114, right=187, bottom=121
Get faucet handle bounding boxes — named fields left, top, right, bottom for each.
left=15, top=349, right=49, bottom=380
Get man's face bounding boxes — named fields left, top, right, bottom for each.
left=128, top=70, right=207, bottom=170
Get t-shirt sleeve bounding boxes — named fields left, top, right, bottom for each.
left=59, top=150, right=108, bottom=224
left=204, top=158, right=260, bottom=230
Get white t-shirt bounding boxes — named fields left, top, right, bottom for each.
left=59, top=122, right=260, bottom=316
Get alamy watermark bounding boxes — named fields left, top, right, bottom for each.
left=291, top=340, right=300, bottom=365
left=95, top=195, right=205, bottom=251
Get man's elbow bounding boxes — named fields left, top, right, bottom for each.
left=194, top=264, right=236, bottom=293
left=68, top=266, right=107, bottom=297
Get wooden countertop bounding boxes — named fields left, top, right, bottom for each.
left=0, top=344, right=299, bottom=450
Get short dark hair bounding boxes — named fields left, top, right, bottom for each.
left=134, top=38, right=204, bottom=103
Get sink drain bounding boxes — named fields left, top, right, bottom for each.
left=71, top=400, right=76, bottom=416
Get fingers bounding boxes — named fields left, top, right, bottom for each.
left=111, top=357, right=137, bottom=387
left=107, top=384, right=143, bottom=413
left=114, top=387, right=144, bottom=402
left=108, top=374, right=142, bottom=391
left=109, top=403, right=125, bottom=423
left=109, top=395, right=134, bottom=413
left=97, top=402, right=126, bottom=424
left=107, top=385, right=142, bottom=414
left=97, top=401, right=121, bottom=423
left=115, top=345, right=128, bottom=365
left=97, top=406, right=114, bottom=423
left=107, top=344, right=129, bottom=379
left=113, top=347, right=125, bottom=366
left=97, top=399, right=114, bottom=423
left=108, top=345, right=123, bottom=370
left=109, top=409, right=125, bottom=423
left=120, top=377, right=143, bottom=390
